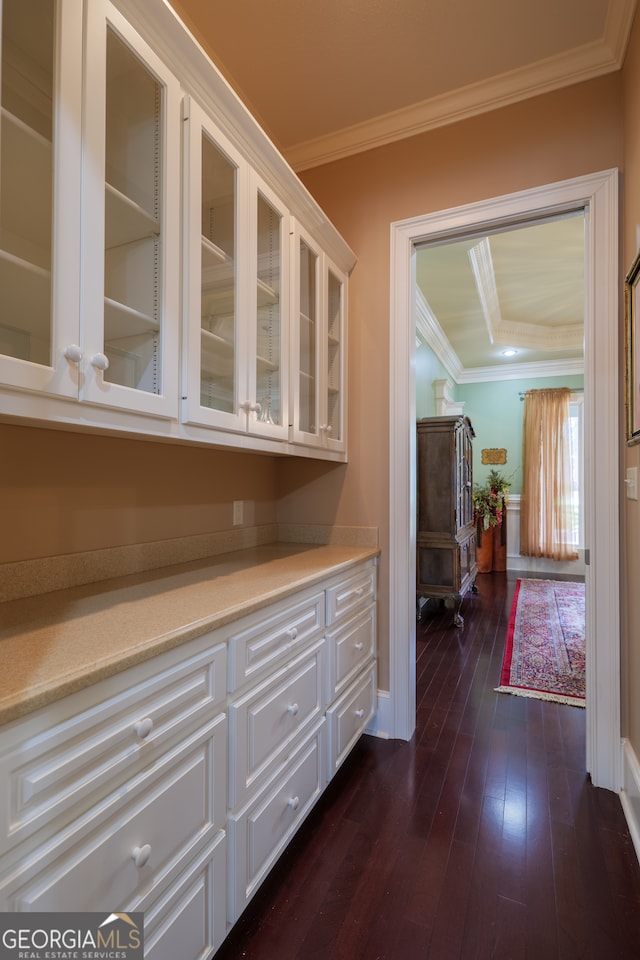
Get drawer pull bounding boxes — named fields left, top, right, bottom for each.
left=355, top=708, right=365, bottom=719
left=354, top=588, right=364, bottom=598
left=354, top=642, right=364, bottom=651
left=287, top=796, right=300, bottom=811
left=134, top=718, right=154, bottom=740
left=132, top=844, right=151, bottom=868
left=287, top=703, right=299, bottom=717
left=286, top=627, right=298, bottom=642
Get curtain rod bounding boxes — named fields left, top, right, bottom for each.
left=519, top=388, right=584, bottom=400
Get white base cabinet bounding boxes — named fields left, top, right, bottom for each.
left=0, top=558, right=377, bottom=959
left=0, top=637, right=228, bottom=960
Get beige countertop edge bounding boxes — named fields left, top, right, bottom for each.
left=0, top=543, right=380, bottom=727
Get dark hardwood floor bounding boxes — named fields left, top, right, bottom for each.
left=213, top=572, right=640, bottom=959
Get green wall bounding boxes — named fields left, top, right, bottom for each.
left=415, top=343, right=452, bottom=418
left=415, top=343, right=583, bottom=495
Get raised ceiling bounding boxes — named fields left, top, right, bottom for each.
left=170, top=0, right=635, bottom=170
left=415, top=213, right=585, bottom=381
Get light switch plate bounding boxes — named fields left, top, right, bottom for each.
left=233, top=500, right=243, bottom=525
left=626, top=467, right=638, bottom=501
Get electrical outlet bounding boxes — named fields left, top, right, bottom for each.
left=233, top=500, right=243, bottom=525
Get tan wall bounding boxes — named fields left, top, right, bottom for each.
left=0, top=423, right=278, bottom=563
left=2, top=71, right=626, bottom=699
left=623, top=12, right=640, bottom=756
left=295, top=73, right=624, bottom=689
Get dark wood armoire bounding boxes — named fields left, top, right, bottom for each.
left=416, top=415, right=477, bottom=626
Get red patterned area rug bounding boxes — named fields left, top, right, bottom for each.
left=496, top=578, right=586, bottom=707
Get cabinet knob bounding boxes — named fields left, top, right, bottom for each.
left=287, top=702, right=299, bottom=717
left=287, top=796, right=300, bottom=811
left=90, top=352, right=110, bottom=371
left=286, top=627, right=298, bottom=642
left=355, top=708, right=365, bottom=719
left=134, top=717, right=154, bottom=740
left=354, top=642, right=364, bottom=651
left=64, top=344, right=83, bottom=364
left=355, top=588, right=364, bottom=598
left=132, top=844, right=151, bottom=868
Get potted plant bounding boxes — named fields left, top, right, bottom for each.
left=473, top=469, right=511, bottom=572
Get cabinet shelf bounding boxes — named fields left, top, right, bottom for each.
left=105, top=182, right=159, bottom=249
left=201, top=234, right=228, bottom=269
left=104, top=297, right=158, bottom=341
left=256, top=354, right=279, bottom=374
left=0, top=248, right=51, bottom=341
left=257, top=278, right=278, bottom=307
left=1, top=107, right=52, bottom=261
left=201, top=328, right=234, bottom=378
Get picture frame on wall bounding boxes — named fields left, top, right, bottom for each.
left=625, top=249, right=640, bottom=444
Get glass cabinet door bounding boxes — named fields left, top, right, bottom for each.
left=291, top=221, right=347, bottom=453
left=291, top=223, right=321, bottom=445
left=248, top=174, right=289, bottom=439
left=324, top=261, right=346, bottom=451
left=82, top=0, right=180, bottom=417
left=0, top=0, right=82, bottom=396
left=182, top=95, right=247, bottom=433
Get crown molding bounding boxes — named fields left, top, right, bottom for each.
left=456, top=356, right=585, bottom=384
left=416, top=285, right=584, bottom=384
left=415, top=288, right=463, bottom=381
left=287, top=0, right=636, bottom=171
left=468, top=238, right=584, bottom=351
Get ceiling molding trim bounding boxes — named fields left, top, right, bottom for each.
left=489, top=319, right=584, bottom=350
left=468, top=239, right=501, bottom=344
left=456, top=356, right=585, bottom=384
left=287, top=0, right=636, bottom=172
left=415, top=288, right=463, bottom=381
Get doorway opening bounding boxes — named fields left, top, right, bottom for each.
left=414, top=209, right=586, bottom=578
left=387, top=170, right=620, bottom=791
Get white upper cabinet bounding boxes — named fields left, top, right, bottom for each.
left=0, top=0, right=83, bottom=397
left=183, top=95, right=289, bottom=440
left=0, top=0, right=354, bottom=458
left=82, top=0, right=181, bottom=417
left=291, top=220, right=346, bottom=454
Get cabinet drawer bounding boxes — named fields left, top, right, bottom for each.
left=140, top=830, right=226, bottom=960
left=227, top=718, right=325, bottom=922
left=326, top=560, right=377, bottom=625
left=0, top=641, right=226, bottom=853
left=0, top=714, right=226, bottom=912
left=326, top=604, right=376, bottom=702
left=227, top=589, right=324, bottom=691
left=228, top=638, right=324, bottom=810
left=326, top=662, right=376, bottom=781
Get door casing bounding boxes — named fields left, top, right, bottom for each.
left=386, top=169, right=620, bottom=791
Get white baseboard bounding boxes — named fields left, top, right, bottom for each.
left=366, top=689, right=392, bottom=740
left=620, top=738, right=640, bottom=866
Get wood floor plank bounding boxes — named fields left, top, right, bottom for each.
left=212, top=573, right=640, bottom=959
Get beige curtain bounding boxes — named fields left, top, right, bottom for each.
left=520, top=388, right=579, bottom=561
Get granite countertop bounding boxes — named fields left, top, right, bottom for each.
left=0, top=542, right=379, bottom=726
